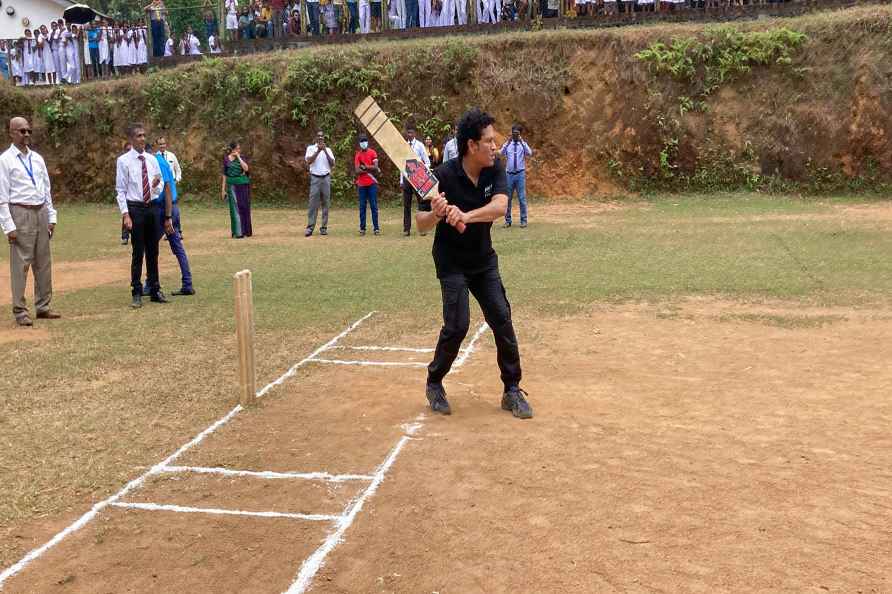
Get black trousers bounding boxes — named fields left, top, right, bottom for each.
left=427, top=264, right=522, bottom=390
left=129, top=203, right=161, bottom=296
left=402, top=184, right=420, bottom=233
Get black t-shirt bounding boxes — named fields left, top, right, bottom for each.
left=420, top=157, right=508, bottom=278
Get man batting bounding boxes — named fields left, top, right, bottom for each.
left=416, top=108, right=532, bottom=419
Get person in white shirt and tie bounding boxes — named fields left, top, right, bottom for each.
left=0, top=117, right=60, bottom=326
left=401, top=124, right=430, bottom=236
left=304, top=130, right=335, bottom=237
left=115, top=123, right=174, bottom=309
left=500, top=124, right=533, bottom=228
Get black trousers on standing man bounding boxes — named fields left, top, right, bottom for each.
left=127, top=201, right=161, bottom=296
left=427, top=263, right=522, bottom=390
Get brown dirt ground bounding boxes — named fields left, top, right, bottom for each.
left=3, top=305, right=891, bottom=593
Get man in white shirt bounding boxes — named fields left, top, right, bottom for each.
left=401, top=124, right=429, bottom=236
left=304, top=130, right=335, bottom=237
left=115, top=122, right=173, bottom=308
left=442, top=124, right=458, bottom=162
left=0, top=117, right=59, bottom=326
left=164, top=35, right=174, bottom=57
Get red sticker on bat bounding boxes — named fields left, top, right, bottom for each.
left=404, top=159, right=437, bottom=198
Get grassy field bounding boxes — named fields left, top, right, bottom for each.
left=2, top=192, right=892, bottom=570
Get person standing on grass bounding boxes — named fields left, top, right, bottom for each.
left=354, top=133, right=380, bottom=236
left=500, top=124, right=532, bottom=228
left=116, top=123, right=174, bottom=309
left=443, top=124, right=459, bottom=162
left=143, top=139, right=194, bottom=296
left=416, top=108, right=532, bottom=419
left=0, top=117, right=61, bottom=326
left=222, top=141, right=253, bottom=239
left=304, top=130, right=334, bottom=237
left=401, top=124, right=429, bottom=236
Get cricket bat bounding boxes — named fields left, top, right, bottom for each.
left=354, top=96, right=466, bottom=233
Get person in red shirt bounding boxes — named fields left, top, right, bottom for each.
left=354, top=133, right=381, bottom=236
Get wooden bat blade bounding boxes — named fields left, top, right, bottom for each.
left=353, top=96, right=438, bottom=201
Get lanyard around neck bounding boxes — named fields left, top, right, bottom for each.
left=17, top=152, right=36, bottom=187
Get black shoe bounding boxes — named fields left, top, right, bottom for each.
left=403, top=230, right=410, bottom=237
left=120, top=237, right=129, bottom=245
left=320, top=227, right=328, bottom=236
left=503, top=222, right=512, bottom=228
left=501, top=386, right=533, bottom=419
left=359, top=229, right=366, bottom=236
left=305, top=227, right=313, bottom=237
left=374, top=229, right=380, bottom=235
left=131, top=294, right=143, bottom=309
left=425, top=382, right=452, bottom=415
left=150, top=291, right=170, bottom=303
left=172, top=287, right=195, bottom=296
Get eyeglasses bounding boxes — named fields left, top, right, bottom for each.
left=15, top=129, right=32, bottom=135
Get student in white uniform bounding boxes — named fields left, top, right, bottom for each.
left=98, top=22, right=109, bottom=75
left=164, top=35, right=175, bottom=57
left=64, top=27, right=81, bottom=83
left=39, top=26, right=57, bottom=84
left=208, top=34, right=222, bottom=53
left=187, top=28, right=202, bottom=55
left=22, top=30, right=35, bottom=86
left=359, top=0, right=372, bottom=32
left=137, top=26, right=148, bottom=68
left=225, top=0, right=239, bottom=41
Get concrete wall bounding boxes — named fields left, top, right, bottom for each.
left=1, top=0, right=72, bottom=39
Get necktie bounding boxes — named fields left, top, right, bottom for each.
left=138, top=155, right=151, bottom=203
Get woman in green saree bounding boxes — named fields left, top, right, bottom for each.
left=221, top=141, right=253, bottom=238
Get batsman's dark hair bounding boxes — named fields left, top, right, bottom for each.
left=125, top=123, right=145, bottom=139
left=457, top=108, right=495, bottom=158
left=228, top=141, right=239, bottom=152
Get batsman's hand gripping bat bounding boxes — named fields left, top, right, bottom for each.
left=353, top=96, right=466, bottom=233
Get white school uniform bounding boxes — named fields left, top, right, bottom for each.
left=99, top=28, right=109, bottom=63
left=226, top=0, right=239, bottom=29
left=188, top=34, right=202, bottom=55
left=138, top=29, right=148, bottom=64
left=164, top=37, right=174, bottom=56
left=40, top=35, right=55, bottom=74
left=22, top=38, right=35, bottom=74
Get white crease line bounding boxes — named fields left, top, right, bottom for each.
left=325, top=345, right=438, bottom=353
left=0, top=311, right=376, bottom=590
left=257, top=312, right=376, bottom=399
left=160, top=466, right=374, bottom=482
left=309, top=358, right=428, bottom=368
left=110, top=502, right=339, bottom=522
left=284, top=416, right=426, bottom=594
left=452, top=322, right=490, bottom=368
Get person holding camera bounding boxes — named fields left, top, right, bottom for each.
left=304, top=131, right=335, bottom=237
left=500, top=124, right=532, bottom=228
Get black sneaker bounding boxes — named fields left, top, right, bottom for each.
left=501, top=386, right=533, bottom=419
left=320, top=227, right=328, bottom=236
left=373, top=229, right=380, bottom=235
left=359, top=229, right=366, bottom=236
left=304, top=227, right=313, bottom=237
left=503, top=221, right=512, bottom=228
left=150, top=291, right=170, bottom=303
left=425, top=382, right=452, bottom=415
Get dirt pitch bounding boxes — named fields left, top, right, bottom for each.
left=2, top=303, right=891, bottom=593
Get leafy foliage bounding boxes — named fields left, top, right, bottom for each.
left=636, top=26, right=808, bottom=97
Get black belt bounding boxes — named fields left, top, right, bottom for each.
left=127, top=200, right=151, bottom=209
left=507, top=170, right=525, bottom=174
left=311, top=173, right=330, bottom=178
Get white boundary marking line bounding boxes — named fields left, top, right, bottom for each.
left=309, top=358, right=428, bottom=368
left=284, top=417, right=425, bottom=594
left=325, top=345, right=466, bottom=354
left=110, top=502, right=339, bottom=522
left=0, top=311, right=376, bottom=590
left=160, top=465, right=374, bottom=482
left=452, top=322, right=489, bottom=368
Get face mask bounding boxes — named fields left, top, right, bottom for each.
left=359, top=141, right=368, bottom=150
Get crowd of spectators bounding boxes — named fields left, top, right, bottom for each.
left=0, top=0, right=796, bottom=85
